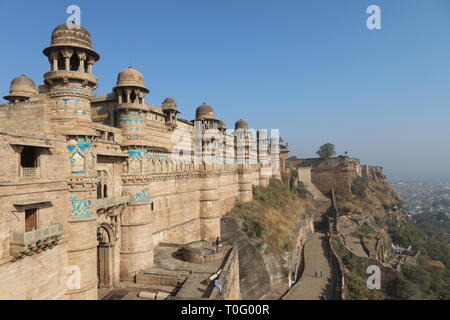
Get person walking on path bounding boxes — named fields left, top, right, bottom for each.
left=315, top=270, right=318, bottom=277
left=320, top=271, right=323, bottom=279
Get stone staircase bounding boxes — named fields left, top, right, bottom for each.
left=304, top=182, right=329, bottom=203
left=303, top=182, right=331, bottom=220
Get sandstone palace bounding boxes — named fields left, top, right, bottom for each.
left=0, top=22, right=282, bottom=299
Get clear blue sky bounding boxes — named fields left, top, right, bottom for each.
left=1, top=0, right=450, bottom=179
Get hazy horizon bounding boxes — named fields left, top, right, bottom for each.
left=1, top=0, right=449, bottom=180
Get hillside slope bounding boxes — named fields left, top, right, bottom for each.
left=332, top=173, right=450, bottom=299
left=221, top=178, right=315, bottom=299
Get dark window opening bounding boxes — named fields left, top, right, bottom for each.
left=70, top=54, right=80, bottom=71
left=57, top=53, right=65, bottom=71
left=151, top=202, right=154, bottom=211
left=97, top=183, right=102, bottom=199
left=103, top=185, right=108, bottom=199
left=21, top=147, right=38, bottom=168
left=25, top=208, right=38, bottom=232
left=130, top=91, right=137, bottom=103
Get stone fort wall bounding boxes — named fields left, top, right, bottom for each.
left=288, top=156, right=367, bottom=197
left=0, top=22, right=280, bottom=300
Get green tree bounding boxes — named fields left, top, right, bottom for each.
left=316, top=143, right=336, bottom=159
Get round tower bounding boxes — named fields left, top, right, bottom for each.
left=43, top=21, right=100, bottom=136
left=162, top=97, right=179, bottom=130
left=193, top=103, right=222, bottom=241
left=43, top=22, right=100, bottom=299
left=257, top=129, right=271, bottom=187
left=113, top=67, right=154, bottom=279
left=113, top=67, right=149, bottom=146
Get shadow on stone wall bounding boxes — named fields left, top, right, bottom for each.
left=220, top=217, right=271, bottom=300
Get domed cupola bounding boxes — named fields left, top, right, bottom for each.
left=234, top=119, right=249, bottom=131
left=4, top=75, right=37, bottom=102
left=113, top=67, right=149, bottom=108
left=114, top=67, right=150, bottom=146
left=162, top=97, right=179, bottom=130
left=115, top=67, right=148, bottom=91
left=42, top=22, right=100, bottom=136
left=162, top=97, right=177, bottom=110
left=43, top=22, right=99, bottom=61
left=217, top=120, right=226, bottom=131
left=195, top=103, right=215, bottom=120
left=43, top=22, right=100, bottom=85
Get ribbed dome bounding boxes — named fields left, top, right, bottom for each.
left=235, top=119, right=248, bottom=130
left=195, top=103, right=214, bottom=120
left=162, top=97, right=177, bottom=110
left=52, top=23, right=92, bottom=48
left=4, top=75, right=37, bottom=101
left=115, top=67, right=149, bottom=92
left=43, top=22, right=99, bottom=61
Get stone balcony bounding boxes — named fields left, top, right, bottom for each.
left=10, top=223, right=64, bottom=260
left=96, top=195, right=131, bottom=215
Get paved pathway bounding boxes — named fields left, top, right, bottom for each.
left=283, top=231, right=332, bottom=300
left=343, top=234, right=368, bottom=257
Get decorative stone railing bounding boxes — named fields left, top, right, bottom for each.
left=10, top=223, right=64, bottom=259
left=96, top=195, right=131, bottom=210
left=22, top=167, right=38, bottom=178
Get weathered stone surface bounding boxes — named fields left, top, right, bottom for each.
left=0, top=22, right=281, bottom=300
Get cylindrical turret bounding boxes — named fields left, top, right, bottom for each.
left=43, top=22, right=100, bottom=136
left=114, top=67, right=149, bottom=147
left=120, top=184, right=154, bottom=279
left=198, top=175, right=221, bottom=241
left=43, top=22, right=100, bottom=299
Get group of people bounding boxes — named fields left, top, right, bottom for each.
left=314, top=270, right=324, bottom=279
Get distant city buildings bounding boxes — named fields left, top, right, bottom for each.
left=391, top=180, right=450, bottom=217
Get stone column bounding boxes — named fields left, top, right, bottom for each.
left=87, top=56, right=95, bottom=74
left=61, top=48, right=74, bottom=71
left=49, top=51, right=59, bottom=71
left=78, top=51, right=87, bottom=73
left=125, top=89, right=131, bottom=104
left=198, top=173, right=221, bottom=241
left=120, top=183, right=154, bottom=279
left=238, top=166, right=253, bottom=202
left=66, top=137, right=98, bottom=300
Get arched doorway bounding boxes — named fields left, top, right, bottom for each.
left=97, top=223, right=117, bottom=291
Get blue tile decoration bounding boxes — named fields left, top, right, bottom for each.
left=69, top=192, right=94, bottom=220
left=68, top=138, right=92, bottom=174
left=130, top=189, right=150, bottom=204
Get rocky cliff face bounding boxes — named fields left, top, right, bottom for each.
left=221, top=179, right=315, bottom=299
left=221, top=218, right=271, bottom=299
left=334, top=170, right=408, bottom=267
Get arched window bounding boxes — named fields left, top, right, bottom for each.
left=70, top=53, right=80, bottom=71
left=97, top=183, right=102, bottom=199
left=57, top=52, right=65, bottom=71
left=130, top=91, right=137, bottom=103
left=103, top=184, right=108, bottom=198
